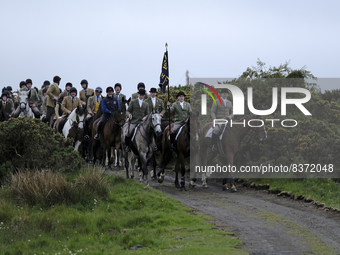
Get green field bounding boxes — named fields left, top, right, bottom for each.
left=0, top=169, right=246, bottom=255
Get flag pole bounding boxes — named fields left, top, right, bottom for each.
left=166, top=43, right=171, bottom=133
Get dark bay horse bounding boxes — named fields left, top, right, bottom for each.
left=195, top=114, right=267, bottom=191
left=157, top=112, right=200, bottom=191
left=92, top=109, right=126, bottom=169
left=121, top=111, right=162, bottom=186
left=54, top=106, right=86, bottom=151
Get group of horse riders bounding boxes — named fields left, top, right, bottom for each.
left=1, top=76, right=207, bottom=152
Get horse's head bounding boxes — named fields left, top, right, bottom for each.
left=120, top=97, right=131, bottom=113
left=251, top=115, right=267, bottom=142
left=112, top=108, right=126, bottom=127
left=75, top=106, right=86, bottom=129
left=151, top=110, right=162, bottom=136
left=18, top=91, right=28, bottom=110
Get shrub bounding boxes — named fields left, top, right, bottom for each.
left=0, top=118, right=84, bottom=182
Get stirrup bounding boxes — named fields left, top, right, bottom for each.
left=125, top=146, right=131, bottom=152
left=84, top=135, right=90, bottom=141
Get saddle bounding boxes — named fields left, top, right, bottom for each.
left=205, top=123, right=228, bottom=140
left=168, top=123, right=186, bottom=141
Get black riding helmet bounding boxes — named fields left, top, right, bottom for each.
left=69, top=87, right=77, bottom=94
left=137, top=82, right=145, bottom=90
left=106, top=86, right=114, bottom=93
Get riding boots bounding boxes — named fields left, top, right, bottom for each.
left=211, top=133, right=219, bottom=152
left=169, top=133, right=177, bottom=151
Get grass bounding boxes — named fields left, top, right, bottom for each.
left=0, top=169, right=246, bottom=255
left=245, top=178, right=340, bottom=210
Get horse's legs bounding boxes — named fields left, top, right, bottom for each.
left=151, top=153, right=157, bottom=181
left=74, top=140, right=82, bottom=152
left=179, top=153, right=186, bottom=191
left=140, top=153, right=149, bottom=186
left=174, top=158, right=180, bottom=189
left=107, top=146, right=112, bottom=170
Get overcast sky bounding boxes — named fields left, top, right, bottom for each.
left=1, top=0, right=339, bottom=95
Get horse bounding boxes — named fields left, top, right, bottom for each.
left=121, top=110, right=162, bottom=186
left=54, top=106, right=86, bottom=151
left=17, top=90, right=35, bottom=118
left=193, top=114, right=267, bottom=191
left=92, top=109, right=126, bottom=169
left=157, top=112, right=200, bottom=191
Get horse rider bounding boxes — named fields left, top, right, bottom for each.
left=167, top=91, right=192, bottom=150
left=124, top=88, right=149, bottom=152
left=85, top=87, right=103, bottom=139
left=94, top=86, right=120, bottom=140
left=41, top=88, right=48, bottom=118
left=59, top=82, right=72, bottom=98
left=210, top=88, right=233, bottom=151
left=145, top=87, right=165, bottom=116
left=131, top=82, right=149, bottom=100
left=38, top=80, right=50, bottom=96
left=1, top=91, right=14, bottom=120
left=11, top=81, right=28, bottom=117
left=58, top=87, right=83, bottom=133
left=114, top=83, right=126, bottom=106
left=145, top=87, right=165, bottom=150
left=45, top=76, right=61, bottom=124
left=79, top=79, right=94, bottom=105
left=25, top=79, right=41, bottom=118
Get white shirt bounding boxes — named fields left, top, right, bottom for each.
left=151, top=97, right=156, bottom=106
left=179, top=101, right=184, bottom=109
left=138, top=98, right=143, bottom=107
left=221, top=97, right=228, bottom=107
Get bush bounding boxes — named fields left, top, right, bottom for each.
left=0, top=118, right=85, bottom=182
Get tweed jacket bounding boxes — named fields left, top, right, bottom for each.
left=126, top=99, right=149, bottom=124
left=169, top=101, right=192, bottom=124
left=41, top=96, right=47, bottom=115
left=113, top=93, right=126, bottom=105
left=27, top=88, right=39, bottom=108
left=46, top=83, right=60, bottom=108
left=145, top=97, right=165, bottom=115
left=1, top=99, right=14, bottom=119
left=87, top=95, right=103, bottom=114
left=211, top=99, right=233, bottom=120
left=59, top=90, right=70, bottom=98
left=79, top=88, right=95, bottom=104
left=61, top=96, right=82, bottom=117
left=131, top=92, right=149, bottom=100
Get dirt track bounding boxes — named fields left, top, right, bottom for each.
left=109, top=168, right=340, bottom=255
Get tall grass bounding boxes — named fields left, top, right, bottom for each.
left=10, top=168, right=110, bottom=208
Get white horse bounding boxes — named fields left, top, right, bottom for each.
left=18, top=91, right=35, bottom=118
left=56, top=106, right=86, bottom=151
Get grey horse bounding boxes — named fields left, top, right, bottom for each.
left=121, top=110, right=162, bottom=186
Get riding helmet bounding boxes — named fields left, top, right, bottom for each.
left=95, top=87, right=103, bottom=93
left=7, top=86, right=12, bottom=91
left=114, top=83, right=122, bottom=89
left=19, top=81, right=26, bottom=88
left=43, top=80, right=50, bottom=86
left=106, top=86, right=114, bottom=93
left=26, top=79, right=33, bottom=85
left=1, top=92, right=8, bottom=98
left=176, top=91, right=186, bottom=97
left=69, top=87, right=77, bottom=94
left=65, top=82, right=72, bottom=88
left=137, top=82, right=145, bottom=89
left=80, top=79, right=88, bottom=85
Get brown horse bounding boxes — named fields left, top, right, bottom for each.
left=157, top=112, right=200, bottom=191
left=54, top=106, right=86, bottom=151
left=92, top=109, right=126, bottom=169
left=194, top=114, right=267, bottom=191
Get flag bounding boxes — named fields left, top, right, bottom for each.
left=159, top=50, right=169, bottom=94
